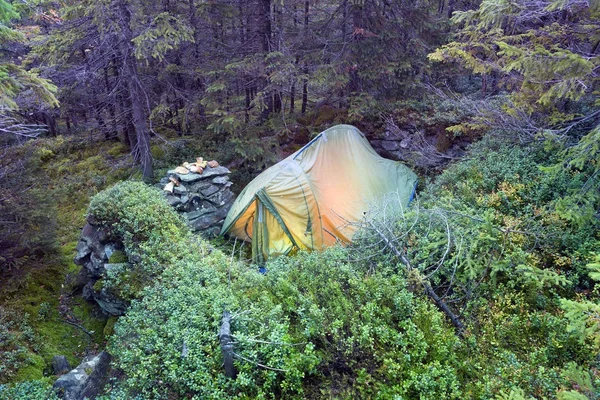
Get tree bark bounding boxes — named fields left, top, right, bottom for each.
left=301, top=1, right=309, bottom=115
left=116, top=0, right=153, bottom=181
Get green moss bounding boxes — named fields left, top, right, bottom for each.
left=13, top=354, right=45, bottom=382
left=107, top=142, right=128, bottom=157
left=150, top=144, right=166, bottom=160
left=71, top=298, right=107, bottom=344
left=92, top=279, right=104, bottom=291
left=77, top=155, right=105, bottom=171
left=54, top=158, right=73, bottom=176
left=0, top=136, right=137, bottom=386
left=103, top=316, right=118, bottom=338
left=108, top=250, right=127, bottom=264
left=36, top=148, right=54, bottom=162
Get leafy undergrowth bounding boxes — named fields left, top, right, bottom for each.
left=2, top=131, right=600, bottom=399
left=80, top=131, right=600, bottom=399
left=0, top=136, right=133, bottom=384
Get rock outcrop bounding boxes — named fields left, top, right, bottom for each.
left=53, top=352, right=111, bottom=400
left=52, top=355, right=71, bottom=376
left=74, top=222, right=128, bottom=316
left=369, top=119, right=468, bottom=169
left=158, top=164, right=235, bottom=237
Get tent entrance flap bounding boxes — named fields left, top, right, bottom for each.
left=251, top=200, right=294, bottom=263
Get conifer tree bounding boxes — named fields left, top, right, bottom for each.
left=0, top=0, right=57, bottom=119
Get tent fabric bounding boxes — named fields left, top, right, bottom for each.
left=220, top=124, right=418, bottom=262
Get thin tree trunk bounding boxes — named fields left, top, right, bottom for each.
left=104, top=66, right=118, bottom=138
left=256, top=0, right=273, bottom=118
left=301, top=1, right=309, bottom=115
left=290, top=76, right=296, bottom=113
left=116, top=0, right=153, bottom=181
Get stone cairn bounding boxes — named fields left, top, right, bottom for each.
left=73, top=157, right=236, bottom=316
left=158, top=157, right=236, bottom=237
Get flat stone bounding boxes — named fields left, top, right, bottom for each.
left=180, top=195, right=189, bottom=204
left=188, top=206, right=229, bottom=232
left=200, top=185, right=219, bottom=197
left=165, top=194, right=182, bottom=207
left=174, top=185, right=187, bottom=195
left=169, top=167, right=229, bottom=183
left=94, top=288, right=128, bottom=316
left=87, top=252, right=105, bottom=278
left=212, top=176, right=229, bottom=185
left=168, top=170, right=204, bottom=183
left=79, top=223, right=106, bottom=256
left=207, top=190, right=234, bottom=206
left=200, top=166, right=231, bottom=179
left=189, top=181, right=212, bottom=193
left=186, top=205, right=217, bottom=221
left=103, top=243, right=116, bottom=261
left=74, top=240, right=91, bottom=265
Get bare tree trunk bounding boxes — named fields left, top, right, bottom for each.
left=349, top=2, right=364, bottom=93
left=290, top=71, right=296, bottom=113
left=44, top=113, right=57, bottom=136
left=116, top=0, right=153, bottom=181
left=65, top=116, right=71, bottom=133
left=301, top=1, right=309, bottom=115
left=104, top=66, right=119, bottom=138
left=258, top=0, right=273, bottom=117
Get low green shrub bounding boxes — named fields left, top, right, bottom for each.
left=87, top=181, right=190, bottom=298
left=93, top=133, right=600, bottom=399
left=106, top=246, right=463, bottom=399
left=0, top=380, right=58, bottom=400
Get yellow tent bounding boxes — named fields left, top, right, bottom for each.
left=220, top=124, right=417, bottom=263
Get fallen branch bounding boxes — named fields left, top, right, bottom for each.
left=219, top=311, right=236, bottom=378
left=233, top=352, right=288, bottom=373
left=63, top=319, right=95, bottom=338
left=367, top=219, right=465, bottom=334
